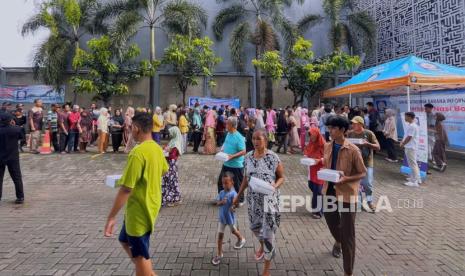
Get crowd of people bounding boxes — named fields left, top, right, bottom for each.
left=0, top=98, right=451, bottom=276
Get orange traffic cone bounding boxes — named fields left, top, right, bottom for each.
left=39, top=130, right=52, bottom=155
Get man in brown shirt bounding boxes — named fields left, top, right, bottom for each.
left=320, top=115, right=366, bottom=276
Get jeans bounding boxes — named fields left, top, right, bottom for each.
left=0, top=159, right=24, bottom=200
left=51, top=131, right=59, bottom=152
left=67, top=130, right=79, bottom=152
left=359, top=167, right=374, bottom=204
left=405, top=148, right=420, bottom=183
left=308, top=181, right=323, bottom=215
left=59, top=132, right=68, bottom=153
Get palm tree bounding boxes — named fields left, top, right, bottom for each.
left=212, top=0, right=321, bottom=107
left=22, top=0, right=99, bottom=102
left=95, top=0, right=207, bottom=107
left=323, top=0, right=376, bottom=83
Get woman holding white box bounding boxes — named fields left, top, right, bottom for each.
left=233, top=129, right=284, bottom=276
left=303, top=127, right=326, bottom=219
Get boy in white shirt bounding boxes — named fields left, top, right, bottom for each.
left=400, top=112, right=421, bottom=187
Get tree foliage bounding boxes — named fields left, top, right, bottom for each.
left=253, top=37, right=360, bottom=104
left=71, top=35, right=159, bottom=104
left=162, top=35, right=222, bottom=105
left=22, top=0, right=99, bottom=89
left=323, top=0, right=376, bottom=54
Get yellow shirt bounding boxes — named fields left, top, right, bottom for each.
left=152, top=114, right=163, bottom=132
left=179, top=115, right=189, bottom=134
left=117, top=140, right=168, bottom=236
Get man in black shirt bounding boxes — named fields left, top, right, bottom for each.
left=0, top=112, right=25, bottom=204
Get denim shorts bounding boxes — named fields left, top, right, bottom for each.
left=118, top=222, right=151, bottom=260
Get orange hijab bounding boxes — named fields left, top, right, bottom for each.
left=304, top=127, right=326, bottom=159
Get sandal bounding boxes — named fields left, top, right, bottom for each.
left=255, top=249, right=265, bottom=261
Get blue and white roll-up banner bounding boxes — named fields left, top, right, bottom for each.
left=374, top=89, right=465, bottom=151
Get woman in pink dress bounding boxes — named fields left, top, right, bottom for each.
left=300, top=108, right=309, bottom=150
left=266, top=107, right=276, bottom=148
left=203, top=107, right=217, bottom=154
left=287, top=109, right=300, bottom=154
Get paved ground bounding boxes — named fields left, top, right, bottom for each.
left=1, top=147, right=465, bottom=276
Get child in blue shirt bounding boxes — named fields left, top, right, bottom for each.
left=212, top=171, right=246, bottom=265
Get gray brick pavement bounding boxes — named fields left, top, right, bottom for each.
left=0, top=150, right=465, bottom=275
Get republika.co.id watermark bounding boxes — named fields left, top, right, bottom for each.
left=264, top=195, right=424, bottom=213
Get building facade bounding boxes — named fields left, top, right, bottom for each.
left=356, top=0, right=465, bottom=68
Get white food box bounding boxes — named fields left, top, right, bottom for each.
left=300, top=158, right=316, bottom=166
left=105, top=175, right=122, bottom=188
left=347, top=138, right=364, bottom=145
left=215, top=152, right=230, bottom=162
left=163, top=150, right=169, bottom=157
left=249, top=177, right=275, bottom=195
left=317, top=169, right=341, bottom=183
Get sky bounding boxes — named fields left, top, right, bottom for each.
left=0, top=0, right=48, bottom=67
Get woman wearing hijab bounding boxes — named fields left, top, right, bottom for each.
left=300, top=108, right=310, bottom=150
left=162, top=126, right=183, bottom=207
left=265, top=107, right=276, bottom=150
left=216, top=109, right=226, bottom=147
left=111, top=109, right=124, bottom=152
left=192, top=107, right=203, bottom=153
left=123, top=107, right=136, bottom=153
left=78, top=109, right=93, bottom=152
left=178, top=109, right=189, bottom=153
left=309, top=110, right=319, bottom=129
left=287, top=109, right=300, bottom=154
left=152, top=106, right=164, bottom=144
left=97, top=108, right=109, bottom=154
left=203, top=107, right=217, bottom=155
left=275, top=109, right=288, bottom=154
left=432, top=113, right=448, bottom=172
left=383, top=109, right=398, bottom=162
left=304, top=128, right=326, bottom=219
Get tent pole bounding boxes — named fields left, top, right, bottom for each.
left=349, top=93, right=352, bottom=107
left=407, top=86, right=411, bottom=111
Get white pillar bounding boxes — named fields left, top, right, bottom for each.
left=407, top=86, right=411, bottom=111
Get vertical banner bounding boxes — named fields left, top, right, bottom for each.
left=400, top=112, right=428, bottom=179
left=374, top=89, right=465, bottom=151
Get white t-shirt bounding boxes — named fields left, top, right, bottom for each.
left=403, top=122, right=419, bottom=149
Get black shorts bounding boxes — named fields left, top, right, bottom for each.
left=118, top=222, right=151, bottom=260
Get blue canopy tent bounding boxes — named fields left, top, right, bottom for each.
left=323, top=55, right=465, bottom=110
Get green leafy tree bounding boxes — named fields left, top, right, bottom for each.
left=323, top=0, right=376, bottom=54
left=95, top=0, right=208, bottom=107
left=162, top=35, right=222, bottom=105
left=253, top=37, right=360, bottom=105
left=71, top=35, right=159, bottom=104
left=212, top=0, right=321, bottom=107
left=22, top=0, right=99, bottom=101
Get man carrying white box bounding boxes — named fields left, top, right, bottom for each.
left=320, top=115, right=367, bottom=276
left=347, top=116, right=380, bottom=213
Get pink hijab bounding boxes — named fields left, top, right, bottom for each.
left=300, top=108, right=309, bottom=128
left=266, top=109, right=276, bottom=131
left=205, top=109, right=216, bottom=128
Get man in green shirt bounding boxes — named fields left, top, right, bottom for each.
left=104, top=112, right=168, bottom=276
